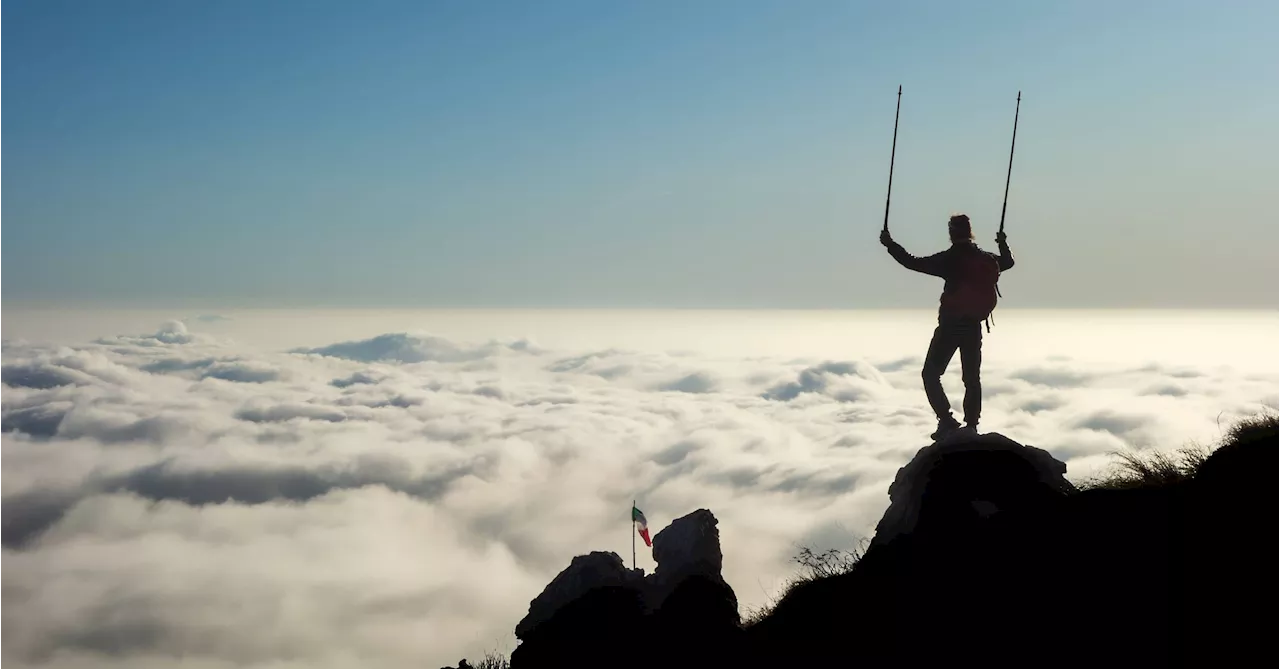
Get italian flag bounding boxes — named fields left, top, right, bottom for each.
left=632, top=505, right=651, bottom=547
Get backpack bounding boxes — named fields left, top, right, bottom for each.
left=943, top=247, right=1001, bottom=326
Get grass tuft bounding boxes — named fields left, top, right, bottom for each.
left=1077, top=444, right=1212, bottom=490
left=1221, top=411, right=1277, bottom=446
left=472, top=650, right=511, bottom=669
left=741, top=540, right=868, bottom=627
left=1078, top=410, right=1276, bottom=491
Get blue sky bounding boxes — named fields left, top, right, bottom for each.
left=4, top=0, right=1276, bottom=308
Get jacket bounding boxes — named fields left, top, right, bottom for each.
left=885, top=238, right=1015, bottom=323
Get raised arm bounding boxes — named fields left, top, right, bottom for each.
left=880, top=230, right=948, bottom=278
left=995, top=231, right=1015, bottom=271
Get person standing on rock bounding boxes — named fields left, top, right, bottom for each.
left=880, top=214, right=1014, bottom=440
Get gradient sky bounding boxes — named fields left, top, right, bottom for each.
left=4, top=0, right=1277, bottom=308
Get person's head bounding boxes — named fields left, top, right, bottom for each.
left=948, top=214, right=973, bottom=244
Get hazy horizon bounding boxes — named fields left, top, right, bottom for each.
left=5, top=307, right=1277, bottom=367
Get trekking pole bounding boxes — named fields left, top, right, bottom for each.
left=998, top=91, right=1021, bottom=234
left=883, top=85, right=902, bottom=233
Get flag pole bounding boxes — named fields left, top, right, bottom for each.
left=631, top=499, right=636, bottom=570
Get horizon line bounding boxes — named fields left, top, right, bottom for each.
left=3, top=303, right=1277, bottom=313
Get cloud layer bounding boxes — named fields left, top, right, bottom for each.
left=3, top=314, right=1276, bottom=668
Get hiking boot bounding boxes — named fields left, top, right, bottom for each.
left=930, top=417, right=962, bottom=440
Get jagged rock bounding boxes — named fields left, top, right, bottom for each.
left=650, top=509, right=724, bottom=575
left=647, top=511, right=742, bottom=665
left=868, top=431, right=1076, bottom=549
left=646, top=508, right=732, bottom=614
left=513, top=550, right=644, bottom=640
left=509, top=423, right=1277, bottom=668
left=510, top=511, right=738, bottom=669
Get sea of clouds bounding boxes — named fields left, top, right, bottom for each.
left=2, top=311, right=1276, bottom=668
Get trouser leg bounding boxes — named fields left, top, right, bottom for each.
left=959, top=323, right=984, bottom=425
left=922, top=325, right=960, bottom=421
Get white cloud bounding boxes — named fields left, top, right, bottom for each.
left=295, top=333, right=535, bottom=364
left=3, top=314, right=1276, bottom=668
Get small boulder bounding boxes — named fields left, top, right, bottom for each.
left=646, top=509, right=734, bottom=617
left=869, top=432, right=1076, bottom=549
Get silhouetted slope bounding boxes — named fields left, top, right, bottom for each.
left=502, top=414, right=1276, bottom=669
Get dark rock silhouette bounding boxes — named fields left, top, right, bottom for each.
left=651, top=572, right=744, bottom=667
left=1176, top=417, right=1276, bottom=667
left=512, top=551, right=644, bottom=641
left=511, top=584, right=648, bottom=669
left=646, top=508, right=733, bottom=614
left=868, top=431, right=1076, bottom=549
left=511, top=509, right=742, bottom=669
left=509, top=422, right=1277, bottom=669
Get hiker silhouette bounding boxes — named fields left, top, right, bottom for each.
left=880, top=214, right=1014, bottom=440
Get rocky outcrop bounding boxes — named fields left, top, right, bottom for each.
left=747, top=422, right=1276, bottom=667
left=512, top=551, right=644, bottom=639
left=646, top=509, right=733, bottom=615
left=508, top=420, right=1277, bottom=669
left=510, top=509, right=742, bottom=669
left=646, top=510, right=740, bottom=667
left=868, top=431, right=1076, bottom=549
